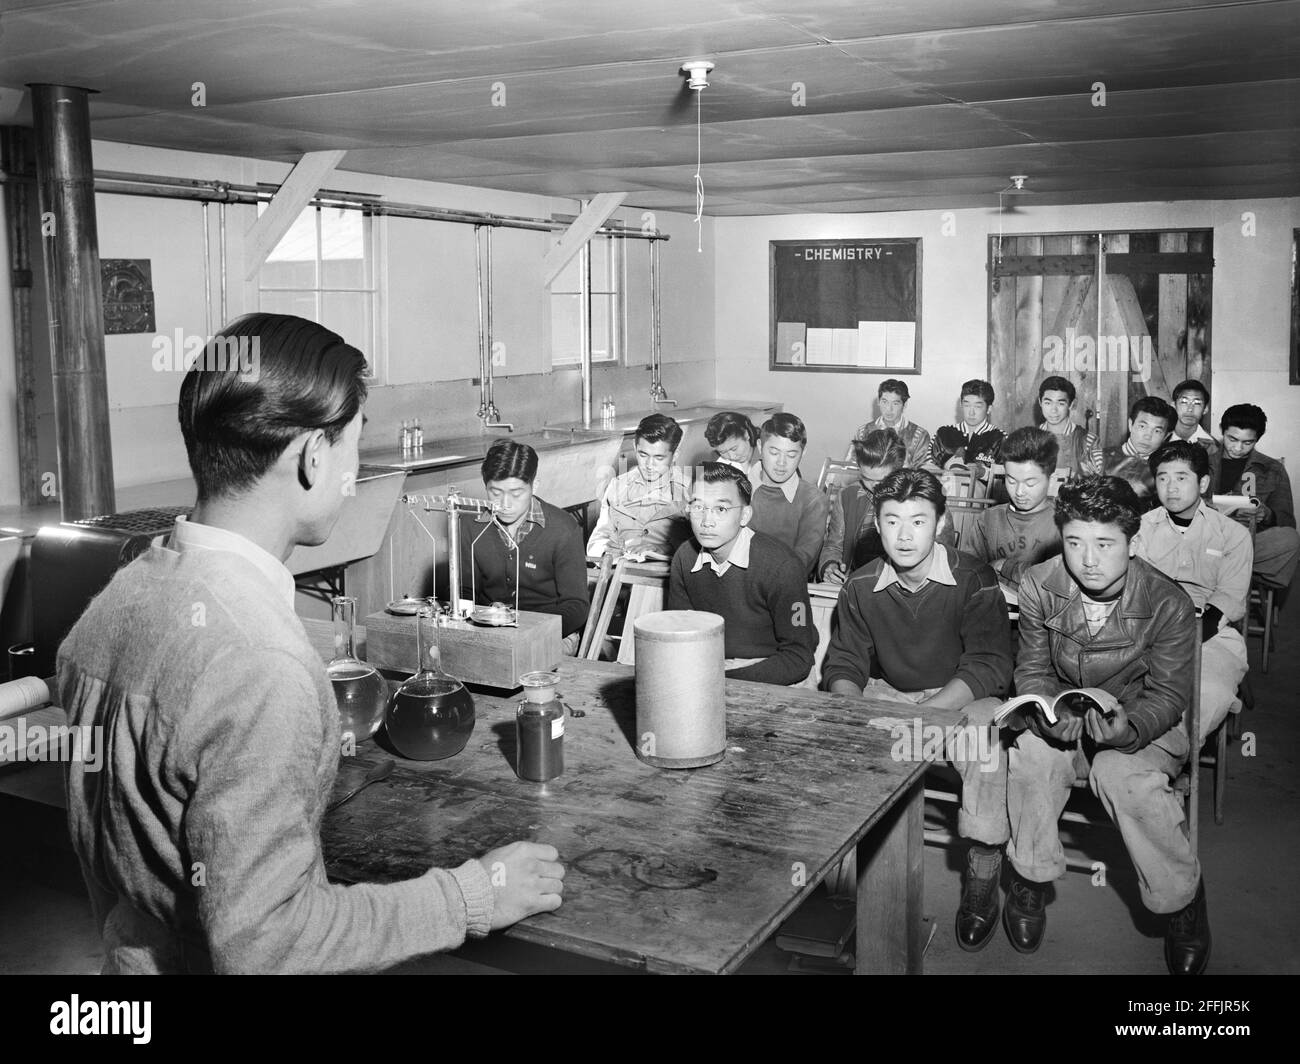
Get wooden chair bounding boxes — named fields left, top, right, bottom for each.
left=1240, top=510, right=1279, bottom=673
left=817, top=458, right=857, bottom=494
left=941, top=470, right=997, bottom=550
left=580, top=556, right=670, bottom=664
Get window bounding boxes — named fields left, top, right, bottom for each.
left=257, top=204, right=382, bottom=380
left=551, top=233, right=623, bottom=366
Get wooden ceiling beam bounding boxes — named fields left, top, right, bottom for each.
left=542, top=192, right=627, bottom=286
left=243, top=149, right=347, bottom=279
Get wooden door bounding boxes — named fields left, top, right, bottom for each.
left=988, top=230, right=1213, bottom=449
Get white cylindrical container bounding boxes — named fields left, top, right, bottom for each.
left=633, top=610, right=726, bottom=768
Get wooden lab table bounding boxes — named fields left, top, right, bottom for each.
left=315, top=638, right=963, bottom=975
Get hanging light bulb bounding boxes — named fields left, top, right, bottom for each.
left=681, top=61, right=715, bottom=253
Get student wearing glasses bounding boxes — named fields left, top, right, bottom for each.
left=667, top=462, right=816, bottom=687
left=1169, top=380, right=1220, bottom=460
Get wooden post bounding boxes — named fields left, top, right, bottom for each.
left=0, top=126, right=40, bottom=505
left=29, top=85, right=115, bottom=521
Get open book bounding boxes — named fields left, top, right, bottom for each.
left=1210, top=494, right=1258, bottom=517
left=993, top=688, right=1116, bottom=730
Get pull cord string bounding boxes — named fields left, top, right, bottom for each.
left=694, top=89, right=704, bottom=252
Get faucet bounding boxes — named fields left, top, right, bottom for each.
left=650, top=381, right=677, bottom=407
left=481, top=399, right=513, bottom=432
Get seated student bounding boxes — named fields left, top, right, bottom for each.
left=1037, top=374, right=1101, bottom=476
left=747, top=412, right=830, bottom=575
left=965, top=427, right=1063, bottom=589
left=1136, top=441, right=1251, bottom=743
left=1169, top=379, right=1220, bottom=460
left=460, top=440, right=589, bottom=654
left=821, top=468, right=1013, bottom=953
left=586, top=413, right=690, bottom=560
left=1102, top=395, right=1176, bottom=508
left=847, top=378, right=933, bottom=469
left=704, top=410, right=759, bottom=471
left=1004, top=476, right=1207, bottom=975
left=667, top=462, right=815, bottom=686
left=58, top=314, right=564, bottom=974
left=1211, top=403, right=1300, bottom=590
left=821, top=430, right=957, bottom=584
left=931, top=378, right=1005, bottom=479
left=821, top=429, right=906, bottom=584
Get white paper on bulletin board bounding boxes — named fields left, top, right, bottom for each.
left=886, top=321, right=917, bottom=368
left=856, top=321, right=888, bottom=367
left=805, top=328, right=834, bottom=365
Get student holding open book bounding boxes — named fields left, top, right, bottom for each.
left=1001, top=475, right=1209, bottom=975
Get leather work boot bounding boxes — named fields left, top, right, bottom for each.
left=955, top=843, right=1002, bottom=952
left=1165, top=878, right=1211, bottom=976
left=1003, top=873, right=1047, bottom=953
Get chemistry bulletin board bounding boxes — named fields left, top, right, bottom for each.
left=769, top=238, right=922, bottom=373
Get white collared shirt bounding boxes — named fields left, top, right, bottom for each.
left=165, top=514, right=297, bottom=609
left=691, top=525, right=755, bottom=578
left=873, top=544, right=957, bottom=593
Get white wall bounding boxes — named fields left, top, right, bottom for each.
left=714, top=199, right=1300, bottom=480
left=0, top=139, right=715, bottom=500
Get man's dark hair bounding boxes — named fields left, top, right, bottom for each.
left=481, top=439, right=539, bottom=485
left=1055, top=475, right=1142, bottom=540
left=704, top=410, right=758, bottom=449
left=760, top=412, right=808, bottom=448
left=960, top=378, right=995, bottom=405
left=873, top=467, right=947, bottom=520
left=635, top=412, right=683, bottom=451
left=178, top=313, right=368, bottom=502
left=1001, top=426, right=1060, bottom=474
left=852, top=428, right=906, bottom=470
left=697, top=460, right=752, bottom=506
left=1220, top=403, right=1267, bottom=438
left=1172, top=379, right=1210, bottom=406
left=1129, top=394, right=1176, bottom=431
left=878, top=378, right=910, bottom=402
left=1038, top=375, right=1076, bottom=404
left=1149, top=440, right=1210, bottom=481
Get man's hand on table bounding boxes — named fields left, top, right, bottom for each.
left=478, top=842, right=566, bottom=929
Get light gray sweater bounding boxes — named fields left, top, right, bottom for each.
left=57, top=545, right=494, bottom=974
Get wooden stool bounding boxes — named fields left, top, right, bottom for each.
left=580, top=557, right=670, bottom=664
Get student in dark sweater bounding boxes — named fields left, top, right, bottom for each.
left=747, top=412, right=830, bottom=576
left=459, top=440, right=589, bottom=651
left=965, top=426, right=1062, bottom=589
left=667, top=462, right=815, bottom=686
left=821, top=467, right=1013, bottom=954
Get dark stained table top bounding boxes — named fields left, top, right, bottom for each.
left=319, top=649, right=963, bottom=975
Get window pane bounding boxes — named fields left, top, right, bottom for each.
left=262, top=208, right=318, bottom=288
left=592, top=293, right=616, bottom=363
left=551, top=293, right=581, bottom=365
left=321, top=291, right=372, bottom=356
left=321, top=208, right=366, bottom=288
left=259, top=289, right=317, bottom=319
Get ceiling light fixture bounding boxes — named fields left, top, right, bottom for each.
left=995, top=175, right=1030, bottom=265
left=681, top=60, right=714, bottom=252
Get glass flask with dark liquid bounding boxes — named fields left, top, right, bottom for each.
left=326, top=595, right=388, bottom=743
left=385, top=606, right=476, bottom=760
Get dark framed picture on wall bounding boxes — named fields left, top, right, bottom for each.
left=769, top=238, right=921, bottom=373
left=1292, top=228, right=1300, bottom=385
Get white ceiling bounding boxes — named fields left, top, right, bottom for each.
left=2, top=0, right=1297, bottom=214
